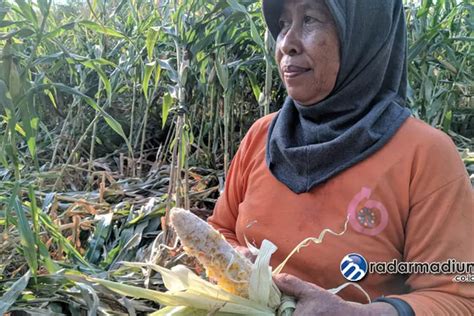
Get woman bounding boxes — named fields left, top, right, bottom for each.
left=208, top=0, right=473, bottom=315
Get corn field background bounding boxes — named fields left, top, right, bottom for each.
left=0, top=0, right=472, bottom=314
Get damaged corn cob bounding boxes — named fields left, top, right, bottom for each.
left=93, top=208, right=362, bottom=315
left=170, top=207, right=253, bottom=298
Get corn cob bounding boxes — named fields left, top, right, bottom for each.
left=170, top=207, right=253, bottom=298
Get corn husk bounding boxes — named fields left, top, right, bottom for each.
left=95, top=212, right=371, bottom=315
left=92, top=263, right=273, bottom=314
left=248, top=240, right=277, bottom=304
left=149, top=306, right=236, bottom=316
left=91, top=240, right=284, bottom=315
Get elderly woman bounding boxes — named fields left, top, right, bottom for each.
left=208, top=0, right=473, bottom=315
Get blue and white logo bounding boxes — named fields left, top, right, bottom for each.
left=340, top=253, right=368, bottom=282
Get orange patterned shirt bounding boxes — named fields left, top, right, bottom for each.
left=208, top=113, right=473, bottom=315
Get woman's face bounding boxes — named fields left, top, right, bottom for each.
left=276, top=0, right=340, bottom=105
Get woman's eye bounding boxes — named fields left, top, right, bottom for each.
left=278, top=19, right=290, bottom=29
left=303, top=15, right=317, bottom=24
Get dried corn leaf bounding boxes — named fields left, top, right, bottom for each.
left=329, top=282, right=371, bottom=303
left=150, top=306, right=236, bottom=315
left=273, top=216, right=349, bottom=275
left=249, top=240, right=280, bottom=308
left=95, top=263, right=274, bottom=315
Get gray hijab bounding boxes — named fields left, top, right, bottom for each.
left=263, top=0, right=412, bottom=194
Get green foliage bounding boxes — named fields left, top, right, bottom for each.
left=0, top=1, right=472, bottom=313
left=0, top=0, right=470, bottom=182
left=0, top=0, right=276, bottom=177
left=0, top=270, right=31, bottom=313
left=406, top=0, right=473, bottom=134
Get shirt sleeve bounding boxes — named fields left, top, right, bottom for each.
left=207, top=120, right=257, bottom=247
left=388, top=133, right=474, bottom=314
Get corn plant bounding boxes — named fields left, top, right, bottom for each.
left=406, top=0, right=473, bottom=136
left=0, top=0, right=471, bottom=313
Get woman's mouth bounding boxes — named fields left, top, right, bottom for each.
left=282, top=65, right=311, bottom=78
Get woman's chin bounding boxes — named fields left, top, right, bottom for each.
left=287, top=93, right=322, bottom=106
left=285, top=85, right=330, bottom=106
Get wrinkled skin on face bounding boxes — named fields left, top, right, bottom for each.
left=276, top=0, right=340, bottom=105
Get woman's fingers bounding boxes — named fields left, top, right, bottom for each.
left=273, top=273, right=315, bottom=299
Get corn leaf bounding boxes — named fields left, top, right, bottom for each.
left=249, top=240, right=278, bottom=307
left=146, top=27, right=161, bottom=61
left=143, top=61, right=156, bottom=102
left=85, top=213, right=113, bottom=264
left=39, top=211, right=93, bottom=269
left=14, top=0, right=38, bottom=26
left=162, top=92, right=172, bottom=128
left=82, top=61, right=112, bottom=104
left=12, top=195, right=38, bottom=276
left=215, top=53, right=229, bottom=91
left=19, top=83, right=132, bottom=154
left=150, top=306, right=210, bottom=316
left=76, top=282, right=100, bottom=315
left=79, top=20, right=126, bottom=38
left=0, top=270, right=31, bottom=314
left=118, top=263, right=274, bottom=315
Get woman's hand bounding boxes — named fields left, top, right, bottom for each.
left=273, top=273, right=398, bottom=316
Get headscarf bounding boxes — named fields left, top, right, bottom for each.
left=263, top=0, right=412, bottom=194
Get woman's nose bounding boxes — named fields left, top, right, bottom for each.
left=279, top=25, right=302, bottom=56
